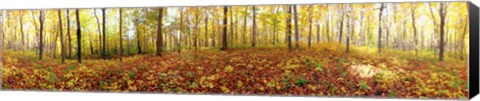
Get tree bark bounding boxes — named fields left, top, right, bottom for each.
left=346, top=5, right=351, bottom=55
left=411, top=3, right=418, bottom=56
left=286, top=5, right=292, bottom=51
left=439, top=3, right=446, bottom=61
left=243, top=7, right=247, bottom=45
left=58, top=10, right=66, bottom=63
left=66, top=9, right=72, bottom=59
left=377, top=3, right=384, bottom=54
left=102, top=8, right=106, bottom=59
left=293, top=5, right=300, bottom=50
left=94, top=9, right=102, bottom=54
left=39, top=10, right=44, bottom=60
left=221, top=6, right=228, bottom=50
left=75, top=9, right=82, bottom=63
left=19, top=12, right=25, bottom=50
left=119, top=9, right=124, bottom=60
left=205, top=10, right=209, bottom=47
left=308, top=5, right=313, bottom=48
left=156, top=8, right=164, bottom=56
left=252, top=6, right=256, bottom=47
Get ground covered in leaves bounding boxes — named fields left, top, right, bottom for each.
left=2, top=43, right=468, bottom=99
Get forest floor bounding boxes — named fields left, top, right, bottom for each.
left=1, top=42, right=468, bottom=99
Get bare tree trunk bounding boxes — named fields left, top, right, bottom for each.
left=94, top=9, right=102, bottom=54
left=221, top=6, right=228, bottom=50
left=286, top=5, right=292, bottom=51
left=194, top=8, right=199, bottom=51
left=75, top=9, right=82, bottom=63
left=102, top=8, right=106, bottom=59
left=212, top=19, right=216, bottom=47
left=66, top=9, right=72, bottom=59
left=346, top=4, right=351, bottom=56
left=58, top=10, right=66, bottom=63
left=156, top=8, right=164, bottom=56
left=439, top=3, right=446, bottom=61
left=119, top=8, right=123, bottom=60
left=19, top=12, right=25, bottom=50
left=411, top=3, right=418, bottom=56
left=293, top=5, right=300, bottom=50
left=205, top=10, right=209, bottom=47
left=39, top=10, right=44, bottom=60
left=179, top=8, right=183, bottom=52
left=308, top=5, right=313, bottom=48
left=230, top=7, right=235, bottom=46
left=243, top=7, right=247, bottom=45
left=252, top=6, right=256, bottom=47
left=377, top=3, right=385, bottom=54
left=338, top=5, right=344, bottom=43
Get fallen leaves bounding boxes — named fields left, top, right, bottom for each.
left=1, top=44, right=469, bottom=99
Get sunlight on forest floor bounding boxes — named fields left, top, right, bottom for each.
left=1, top=42, right=469, bottom=99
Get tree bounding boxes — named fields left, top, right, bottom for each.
left=286, top=5, right=292, bottom=51
left=58, top=10, right=66, bottom=63
left=220, top=6, right=228, bottom=50
left=102, top=8, right=106, bottom=59
left=346, top=4, right=351, bottom=55
left=204, top=9, right=209, bottom=47
left=39, top=10, right=44, bottom=60
left=411, top=3, right=418, bottom=56
left=243, top=7, right=248, bottom=45
left=377, top=3, right=385, bottom=54
left=66, top=9, right=72, bottom=59
left=293, top=5, right=299, bottom=50
left=119, top=8, right=123, bottom=60
left=338, top=5, right=344, bottom=43
left=75, top=9, right=82, bottom=63
left=94, top=9, right=102, bottom=54
left=157, top=8, right=164, bottom=56
left=252, top=6, right=256, bottom=47
left=439, top=3, right=447, bottom=61
left=19, top=11, right=25, bottom=50
left=308, top=5, right=313, bottom=47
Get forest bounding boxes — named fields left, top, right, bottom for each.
left=0, top=2, right=470, bottom=99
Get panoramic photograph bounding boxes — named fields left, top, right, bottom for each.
left=0, top=1, right=470, bottom=99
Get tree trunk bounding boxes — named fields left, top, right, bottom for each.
left=205, top=11, right=209, bottom=47
left=39, top=10, right=44, bottom=60
left=308, top=5, right=313, bottom=48
left=221, top=6, right=228, bottom=50
left=230, top=7, right=235, bottom=46
left=338, top=5, right=344, bottom=43
left=293, top=5, right=299, bottom=50
left=66, top=9, right=72, bottom=59
left=19, top=12, right=25, bottom=50
left=411, top=3, right=418, bottom=56
left=377, top=3, right=384, bottom=54
left=136, top=21, right=142, bottom=54
left=179, top=8, right=183, bottom=52
left=156, top=8, right=164, bottom=56
left=94, top=9, right=102, bottom=54
left=439, top=3, right=446, bottom=61
left=243, top=7, right=247, bottom=45
left=460, top=18, right=467, bottom=60
left=346, top=5, right=351, bottom=55
left=286, top=6, right=292, bottom=51
left=102, top=8, right=106, bottom=59
left=119, top=8, right=123, bottom=60
left=58, top=10, right=65, bottom=63
left=252, top=6, right=256, bottom=47
left=75, top=9, right=82, bottom=63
